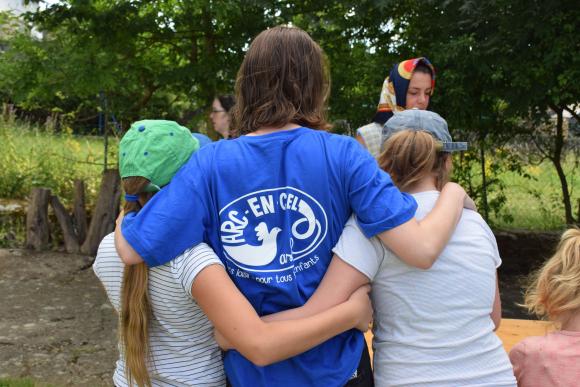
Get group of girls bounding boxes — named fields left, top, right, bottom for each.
left=93, top=25, right=580, bottom=387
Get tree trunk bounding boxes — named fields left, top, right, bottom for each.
left=73, top=179, right=88, bottom=244
left=81, top=170, right=121, bottom=256
left=26, top=188, right=51, bottom=251
left=50, top=195, right=80, bottom=253
left=550, top=107, right=575, bottom=225
left=479, top=125, right=489, bottom=222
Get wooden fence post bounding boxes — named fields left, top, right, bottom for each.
left=73, top=179, right=88, bottom=244
left=26, top=187, right=51, bottom=250
left=50, top=195, right=80, bottom=253
left=81, top=170, right=121, bottom=256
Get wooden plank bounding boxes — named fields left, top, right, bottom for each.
left=496, top=318, right=554, bottom=353
left=363, top=318, right=555, bottom=364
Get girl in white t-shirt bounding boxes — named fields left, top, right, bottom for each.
left=278, top=110, right=516, bottom=386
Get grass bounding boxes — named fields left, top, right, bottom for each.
left=489, top=159, right=579, bottom=231
left=0, top=118, right=118, bottom=207
left=0, top=378, right=54, bottom=387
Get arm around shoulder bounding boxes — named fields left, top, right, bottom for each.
left=191, top=263, right=371, bottom=366
left=377, top=182, right=467, bottom=269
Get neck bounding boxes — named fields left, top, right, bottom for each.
left=406, top=177, right=438, bottom=194
left=248, top=123, right=301, bottom=136
left=561, top=310, right=580, bottom=331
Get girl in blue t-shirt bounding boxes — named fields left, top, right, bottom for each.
left=116, top=26, right=471, bottom=387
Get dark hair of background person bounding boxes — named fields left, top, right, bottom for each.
left=216, top=94, right=236, bottom=113
left=413, top=62, right=434, bottom=77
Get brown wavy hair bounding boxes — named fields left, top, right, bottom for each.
left=120, top=177, right=154, bottom=387
left=231, top=25, right=330, bottom=136
left=379, top=130, right=450, bottom=192
left=523, top=228, right=580, bottom=324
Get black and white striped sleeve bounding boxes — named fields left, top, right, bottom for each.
left=171, top=243, right=224, bottom=298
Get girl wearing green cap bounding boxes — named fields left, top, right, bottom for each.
left=115, top=26, right=472, bottom=386
left=94, top=120, right=373, bottom=387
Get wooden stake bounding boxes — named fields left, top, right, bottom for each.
left=50, top=195, right=80, bottom=253
left=81, top=170, right=120, bottom=256
left=26, top=188, right=51, bottom=251
left=73, top=179, right=88, bottom=244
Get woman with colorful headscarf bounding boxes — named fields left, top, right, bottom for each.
left=356, top=57, right=436, bottom=158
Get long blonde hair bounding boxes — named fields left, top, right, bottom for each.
left=378, top=130, right=450, bottom=192
left=120, top=176, right=154, bottom=387
left=523, top=228, right=580, bottom=324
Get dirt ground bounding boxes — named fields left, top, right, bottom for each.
left=0, top=248, right=530, bottom=386
left=0, top=248, right=117, bottom=386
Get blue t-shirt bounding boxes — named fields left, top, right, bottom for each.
left=122, top=127, right=417, bottom=386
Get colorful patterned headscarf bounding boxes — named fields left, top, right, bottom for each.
left=373, top=57, right=436, bottom=125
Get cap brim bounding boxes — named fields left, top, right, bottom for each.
left=441, top=142, right=468, bottom=152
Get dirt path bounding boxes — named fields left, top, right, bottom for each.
left=0, top=248, right=531, bottom=386
left=0, top=249, right=117, bottom=386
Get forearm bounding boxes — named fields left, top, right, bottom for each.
left=244, top=300, right=360, bottom=366
left=263, top=255, right=369, bottom=322
left=377, top=182, right=465, bottom=269
left=114, top=223, right=144, bottom=265
left=415, top=183, right=465, bottom=260
left=491, top=274, right=502, bottom=330
left=195, top=263, right=368, bottom=366
left=262, top=304, right=315, bottom=322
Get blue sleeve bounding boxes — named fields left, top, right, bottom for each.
left=343, top=137, right=417, bottom=237
left=121, top=152, right=213, bottom=267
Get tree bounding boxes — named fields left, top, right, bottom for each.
left=459, top=0, right=580, bottom=225
left=383, top=0, right=579, bottom=225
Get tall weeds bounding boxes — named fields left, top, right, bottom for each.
left=0, top=117, right=118, bottom=206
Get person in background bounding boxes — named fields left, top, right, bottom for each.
left=210, top=94, right=235, bottom=139
left=509, top=228, right=580, bottom=387
left=356, top=57, right=435, bottom=158
left=192, top=132, right=213, bottom=147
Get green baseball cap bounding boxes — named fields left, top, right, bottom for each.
left=119, top=120, right=199, bottom=192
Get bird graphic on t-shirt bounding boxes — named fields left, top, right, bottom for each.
left=223, top=222, right=282, bottom=267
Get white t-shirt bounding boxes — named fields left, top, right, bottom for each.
left=334, top=191, right=516, bottom=387
left=93, top=233, right=226, bottom=387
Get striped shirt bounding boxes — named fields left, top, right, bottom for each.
left=93, top=233, right=226, bottom=387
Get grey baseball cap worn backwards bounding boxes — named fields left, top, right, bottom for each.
left=382, top=109, right=468, bottom=152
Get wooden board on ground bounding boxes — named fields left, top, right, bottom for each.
left=364, top=318, right=555, bottom=363
left=496, top=318, right=554, bottom=352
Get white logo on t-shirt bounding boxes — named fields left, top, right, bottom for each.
left=219, top=187, right=327, bottom=273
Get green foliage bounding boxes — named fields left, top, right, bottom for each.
left=0, top=0, right=579, bottom=229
